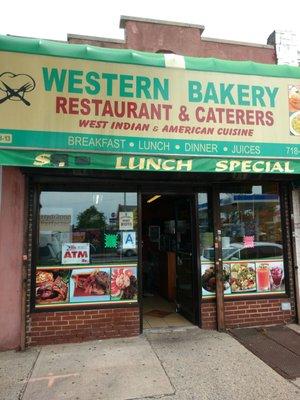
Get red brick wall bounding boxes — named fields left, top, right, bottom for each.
left=28, top=307, right=140, bottom=346
left=123, top=20, right=276, bottom=63
left=70, top=18, right=276, bottom=64
left=198, top=40, right=275, bottom=63
left=201, top=301, right=217, bottom=330
left=201, top=298, right=294, bottom=330
left=68, top=37, right=125, bottom=49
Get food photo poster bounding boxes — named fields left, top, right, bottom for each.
left=201, top=260, right=285, bottom=297
left=201, top=263, right=231, bottom=296
left=35, top=266, right=138, bottom=306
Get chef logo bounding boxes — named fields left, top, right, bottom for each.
left=0, top=72, right=36, bottom=106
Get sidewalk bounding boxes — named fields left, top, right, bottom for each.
left=1, top=326, right=299, bottom=400
left=230, top=324, right=300, bottom=381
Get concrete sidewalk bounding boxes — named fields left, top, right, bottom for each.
left=230, top=324, right=300, bottom=380
left=1, top=327, right=299, bottom=400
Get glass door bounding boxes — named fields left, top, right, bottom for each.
left=175, top=196, right=197, bottom=324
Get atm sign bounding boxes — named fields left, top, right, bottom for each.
left=62, top=243, right=90, bottom=265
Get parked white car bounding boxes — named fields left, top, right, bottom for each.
left=202, top=242, right=283, bottom=261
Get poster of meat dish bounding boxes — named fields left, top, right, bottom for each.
left=69, top=268, right=111, bottom=303
left=201, top=263, right=231, bottom=297
left=110, top=267, right=138, bottom=301
left=36, top=270, right=69, bottom=304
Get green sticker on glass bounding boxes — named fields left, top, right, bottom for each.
left=104, top=233, right=119, bottom=249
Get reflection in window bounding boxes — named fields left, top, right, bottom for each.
left=199, top=185, right=286, bottom=297
left=219, top=184, right=283, bottom=261
left=38, top=192, right=138, bottom=266
left=220, top=184, right=285, bottom=295
left=198, top=192, right=214, bottom=260
left=198, top=193, right=218, bottom=296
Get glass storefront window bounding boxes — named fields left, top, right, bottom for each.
left=35, top=191, right=138, bottom=308
left=220, top=184, right=285, bottom=296
left=199, top=184, right=286, bottom=298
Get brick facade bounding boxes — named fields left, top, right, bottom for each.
left=122, top=19, right=275, bottom=63
left=68, top=16, right=276, bottom=64
left=201, top=298, right=294, bottom=330
left=28, top=307, right=140, bottom=346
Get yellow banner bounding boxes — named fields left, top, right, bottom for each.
left=0, top=50, right=300, bottom=159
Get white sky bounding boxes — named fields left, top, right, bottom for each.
left=1, top=0, right=300, bottom=47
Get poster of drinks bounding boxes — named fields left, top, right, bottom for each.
left=256, top=261, right=285, bottom=292
left=202, top=260, right=285, bottom=297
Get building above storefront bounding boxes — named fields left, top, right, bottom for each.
left=67, top=16, right=276, bottom=63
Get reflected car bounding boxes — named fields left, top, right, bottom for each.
left=116, top=247, right=138, bottom=257
left=202, top=242, right=283, bottom=261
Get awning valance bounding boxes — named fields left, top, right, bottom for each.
left=1, top=149, right=300, bottom=175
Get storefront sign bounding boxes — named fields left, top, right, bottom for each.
left=215, top=159, right=294, bottom=173
left=119, top=212, right=134, bottom=230
left=0, top=35, right=300, bottom=166
left=122, top=231, right=136, bottom=249
left=62, top=243, right=90, bottom=265
left=40, top=214, right=71, bottom=233
left=2, top=149, right=300, bottom=174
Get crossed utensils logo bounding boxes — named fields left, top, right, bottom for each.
left=0, top=72, right=36, bottom=106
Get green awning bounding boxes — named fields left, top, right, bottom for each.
left=1, top=34, right=300, bottom=78
left=1, top=149, right=300, bottom=175
left=1, top=35, right=300, bottom=171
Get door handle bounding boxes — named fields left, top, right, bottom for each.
left=177, top=256, right=183, bottom=265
